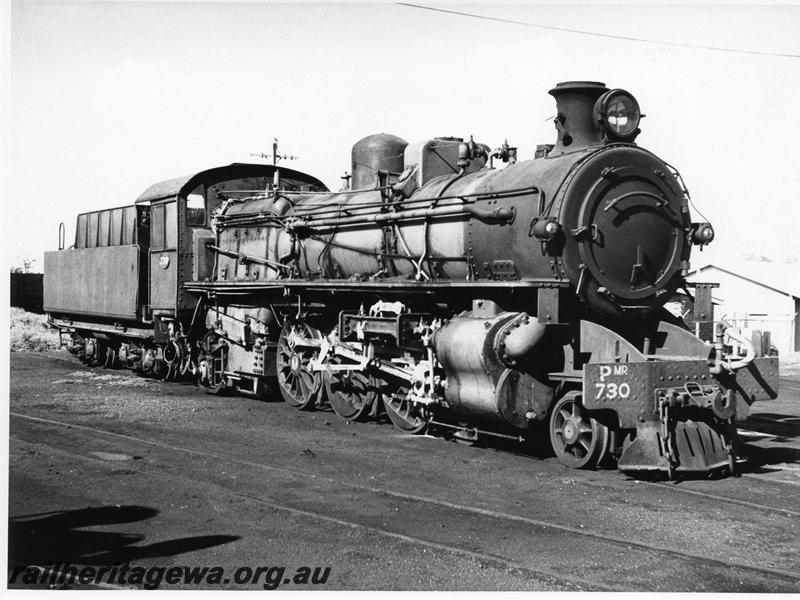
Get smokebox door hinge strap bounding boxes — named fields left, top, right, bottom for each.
left=575, top=264, right=589, bottom=298
left=571, top=224, right=598, bottom=241
left=630, top=244, right=644, bottom=285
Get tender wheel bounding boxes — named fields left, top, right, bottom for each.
left=179, top=353, right=196, bottom=377
left=325, top=361, right=377, bottom=421
left=66, top=335, right=84, bottom=356
left=151, top=359, right=169, bottom=380
left=383, top=381, right=428, bottom=434
left=276, top=321, right=323, bottom=409
left=549, top=391, right=611, bottom=469
left=81, top=338, right=99, bottom=364
left=162, top=342, right=181, bottom=381
left=102, top=345, right=118, bottom=369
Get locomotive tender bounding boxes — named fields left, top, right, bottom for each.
left=45, top=81, right=779, bottom=478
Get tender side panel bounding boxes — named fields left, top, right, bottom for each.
left=44, top=246, right=140, bottom=319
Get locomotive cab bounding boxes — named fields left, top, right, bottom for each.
left=137, top=163, right=329, bottom=326
left=46, top=162, right=326, bottom=371
left=143, top=184, right=218, bottom=320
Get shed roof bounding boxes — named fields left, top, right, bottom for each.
left=136, top=163, right=327, bottom=204
left=688, top=262, right=800, bottom=299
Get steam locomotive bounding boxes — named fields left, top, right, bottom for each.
left=45, top=81, right=779, bottom=478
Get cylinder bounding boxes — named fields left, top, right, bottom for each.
left=434, top=311, right=516, bottom=425
left=434, top=309, right=552, bottom=429
left=351, top=133, right=408, bottom=190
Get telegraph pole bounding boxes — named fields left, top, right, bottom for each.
left=250, top=138, right=297, bottom=166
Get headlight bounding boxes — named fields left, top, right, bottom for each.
left=593, top=89, right=641, bottom=141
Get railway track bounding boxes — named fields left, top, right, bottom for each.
left=10, top=437, right=595, bottom=591
left=10, top=411, right=800, bottom=592
left=639, top=477, right=800, bottom=512
left=12, top=411, right=798, bottom=519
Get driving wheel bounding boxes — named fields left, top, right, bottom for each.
left=276, top=321, right=323, bottom=409
left=383, top=381, right=428, bottom=434
left=325, top=359, right=377, bottom=421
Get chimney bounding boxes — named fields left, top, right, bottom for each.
left=548, top=81, right=609, bottom=154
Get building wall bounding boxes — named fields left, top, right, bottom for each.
left=687, top=268, right=798, bottom=355
left=795, top=297, right=800, bottom=353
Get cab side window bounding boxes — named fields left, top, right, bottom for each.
left=151, top=205, right=165, bottom=249
left=164, top=202, right=177, bottom=248
left=186, top=184, right=206, bottom=227
left=151, top=201, right=177, bottom=250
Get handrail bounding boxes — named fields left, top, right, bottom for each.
left=708, top=321, right=756, bottom=374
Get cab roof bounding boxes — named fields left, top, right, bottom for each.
left=135, top=163, right=327, bottom=204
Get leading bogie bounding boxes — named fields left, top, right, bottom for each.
left=548, top=391, right=612, bottom=470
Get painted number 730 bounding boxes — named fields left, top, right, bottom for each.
left=594, top=382, right=631, bottom=400
left=594, top=365, right=631, bottom=400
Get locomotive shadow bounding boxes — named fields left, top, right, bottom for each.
left=741, top=413, right=800, bottom=440
left=737, top=444, right=800, bottom=473
left=426, top=421, right=800, bottom=481
left=8, top=505, right=239, bottom=572
left=427, top=420, right=557, bottom=461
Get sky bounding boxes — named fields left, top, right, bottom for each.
left=5, top=1, right=800, bottom=273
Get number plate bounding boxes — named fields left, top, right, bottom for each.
left=582, top=360, right=707, bottom=428
left=582, top=357, right=779, bottom=428
left=583, top=363, right=644, bottom=407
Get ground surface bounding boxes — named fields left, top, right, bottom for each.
left=7, top=351, right=800, bottom=591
